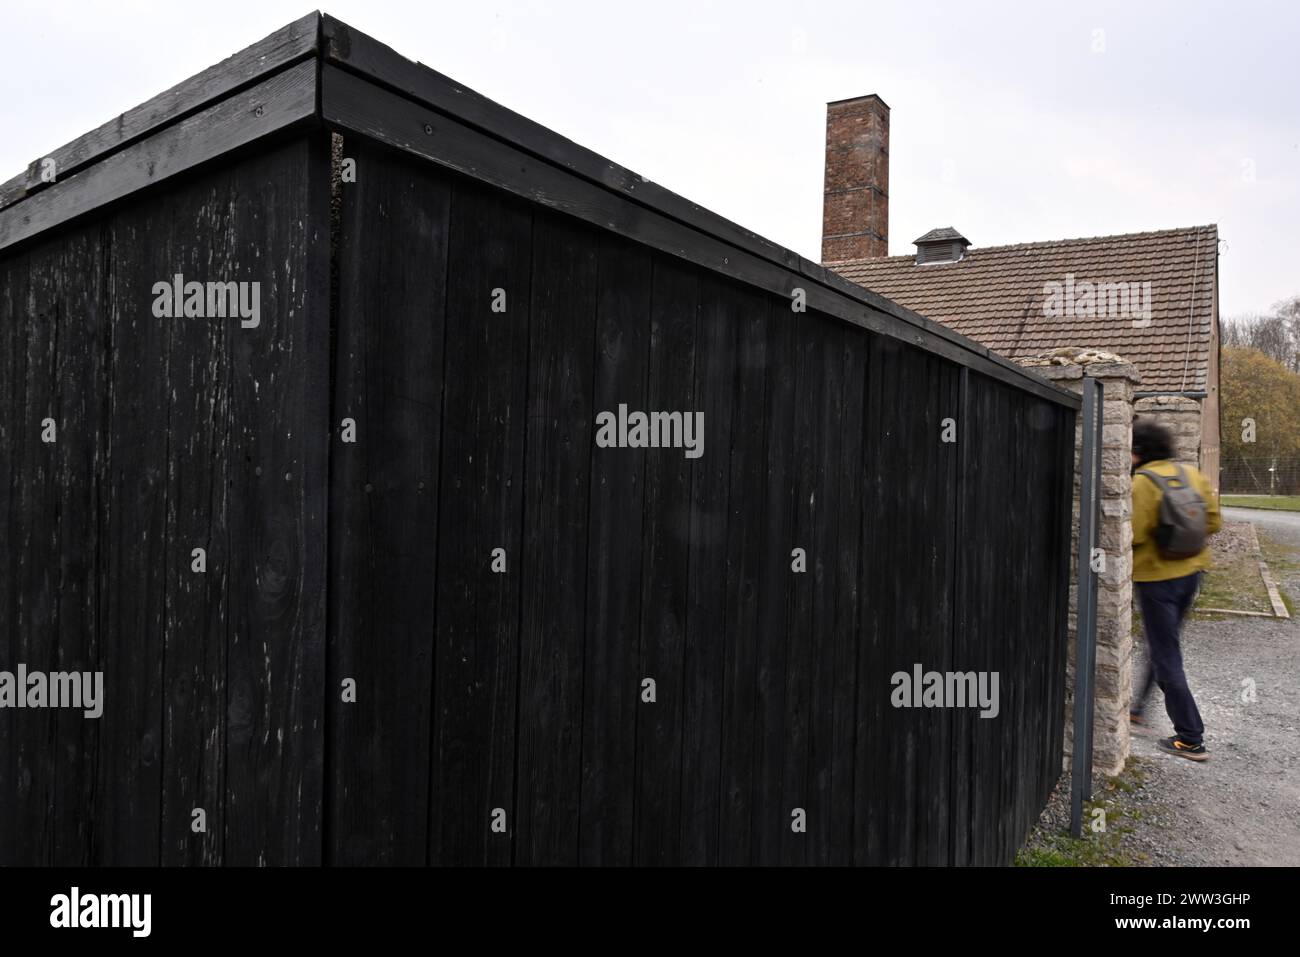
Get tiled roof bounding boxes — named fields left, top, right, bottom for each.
left=829, top=225, right=1218, bottom=392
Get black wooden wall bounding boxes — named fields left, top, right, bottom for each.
left=0, top=132, right=1074, bottom=866
left=325, top=139, right=1075, bottom=866
left=0, top=136, right=332, bottom=865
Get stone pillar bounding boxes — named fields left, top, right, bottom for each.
left=1133, top=394, right=1202, bottom=467
left=1016, top=349, right=1142, bottom=777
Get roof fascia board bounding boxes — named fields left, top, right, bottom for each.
left=0, top=59, right=319, bottom=254
left=0, top=12, right=321, bottom=213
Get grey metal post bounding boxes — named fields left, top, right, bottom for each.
left=1070, top=376, right=1103, bottom=838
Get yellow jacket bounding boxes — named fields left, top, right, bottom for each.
left=1131, top=459, right=1221, bottom=582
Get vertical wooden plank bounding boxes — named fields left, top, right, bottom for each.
left=948, top=368, right=977, bottom=866
left=515, top=210, right=599, bottom=865
left=751, top=295, right=794, bottom=866
left=960, top=373, right=1013, bottom=866
left=93, top=195, right=172, bottom=865
left=716, top=278, right=768, bottom=865
left=223, top=136, right=330, bottom=865
left=429, top=179, right=531, bottom=867
left=1010, top=390, right=1032, bottom=858
left=854, top=334, right=888, bottom=866
left=910, top=352, right=958, bottom=866
left=1024, top=396, right=1071, bottom=842
left=960, top=374, right=989, bottom=867
left=1032, top=414, right=1054, bottom=808
left=159, top=178, right=232, bottom=866
left=825, top=326, right=867, bottom=865
left=1037, top=411, right=1062, bottom=808
left=782, top=314, right=841, bottom=865
left=1010, top=395, right=1034, bottom=850
left=0, top=248, right=24, bottom=861
left=1036, top=398, right=1061, bottom=830
left=1014, top=393, right=1052, bottom=853
left=995, top=388, right=1025, bottom=861
left=627, top=254, right=693, bottom=866
left=328, top=140, right=449, bottom=865
left=883, top=352, right=910, bottom=873
left=677, top=264, right=729, bottom=867
left=6, top=241, right=54, bottom=865
left=1047, top=405, right=1076, bottom=801
left=899, top=349, right=951, bottom=865
left=578, top=233, right=653, bottom=864
left=999, top=382, right=1024, bottom=863
left=780, top=316, right=816, bottom=867
left=43, top=231, right=106, bottom=866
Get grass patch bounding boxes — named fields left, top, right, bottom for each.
left=1258, top=531, right=1299, bottom=615
left=1221, top=495, right=1300, bottom=512
left=1015, top=759, right=1154, bottom=867
left=1193, top=552, right=1273, bottom=615
left=1258, top=530, right=1300, bottom=571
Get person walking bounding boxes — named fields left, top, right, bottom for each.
left=1129, top=419, right=1221, bottom=761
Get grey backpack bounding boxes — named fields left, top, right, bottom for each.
left=1136, top=464, right=1208, bottom=560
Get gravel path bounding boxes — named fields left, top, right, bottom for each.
left=1024, top=507, right=1300, bottom=865
left=1125, top=507, right=1300, bottom=865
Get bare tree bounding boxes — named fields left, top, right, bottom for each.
left=1275, top=295, right=1300, bottom=372
left=1222, top=297, right=1300, bottom=372
left=1221, top=314, right=1255, bottom=348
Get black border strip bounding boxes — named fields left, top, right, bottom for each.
left=0, top=60, right=320, bottom=255
left=0, top=12, right=321, bottom=212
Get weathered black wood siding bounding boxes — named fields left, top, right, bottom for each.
left=0, top=136, right=331, bottom=865
left=0, top=14, right=1077, bottom=866
left=319, top=140, right=1075, bottom=866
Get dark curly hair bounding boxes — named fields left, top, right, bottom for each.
left=1131, top=419, right=1174, bottom=465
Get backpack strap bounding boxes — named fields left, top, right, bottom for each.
left=1136, top=467, right=1171, bottom=492
left=1137, top=464, right=1191, bottom=492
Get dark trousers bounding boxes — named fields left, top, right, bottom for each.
left=1133, top=572, right=1205, bottom=745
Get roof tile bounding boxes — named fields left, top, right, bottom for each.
left=829, top=225, right=1218, bottom=392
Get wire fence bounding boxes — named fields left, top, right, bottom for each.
left=1220, top=455, right=1300, bottom=495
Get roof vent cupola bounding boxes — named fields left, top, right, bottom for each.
left=914, top=227, right=970, bottom=265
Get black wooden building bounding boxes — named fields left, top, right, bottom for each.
left=0, top=13, right=1080, bottom=866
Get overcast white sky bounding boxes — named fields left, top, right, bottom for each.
left=2, top=0, right=1296, bottom=316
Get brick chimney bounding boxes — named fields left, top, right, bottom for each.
left=821, top=94, right=889, bottom=263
